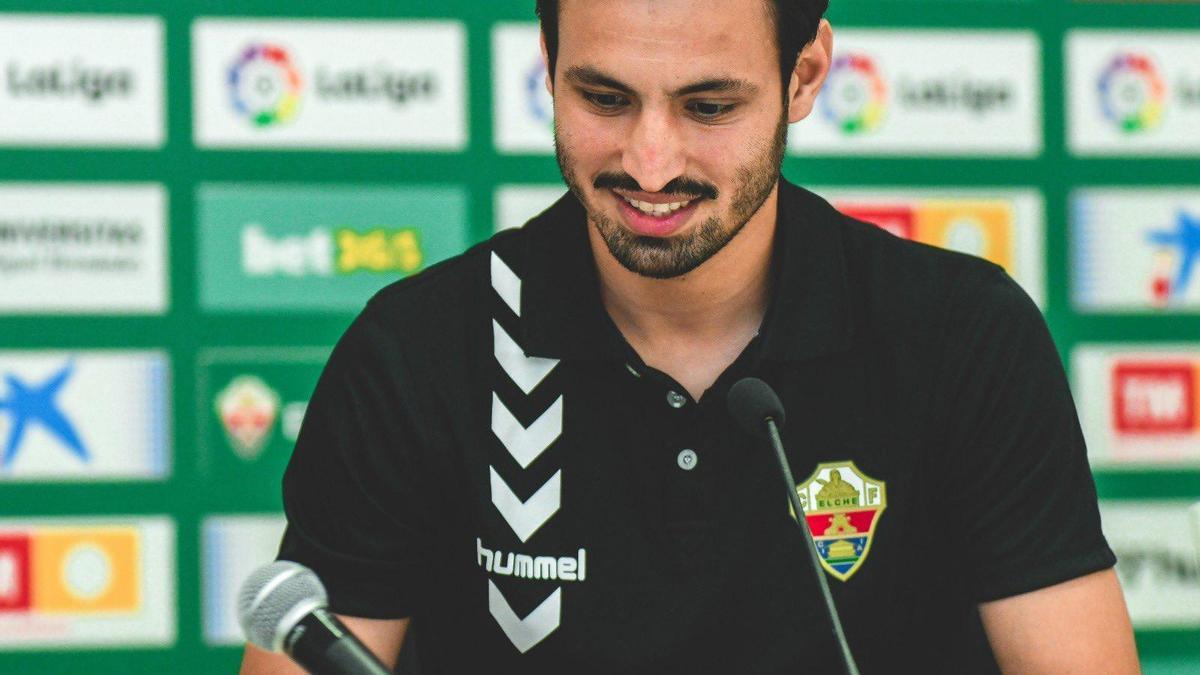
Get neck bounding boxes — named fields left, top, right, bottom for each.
left=589, top=183, right=779, bottom=347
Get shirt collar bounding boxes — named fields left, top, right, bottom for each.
left=518, top=177, right=853, bottom=363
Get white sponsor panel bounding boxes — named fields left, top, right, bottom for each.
left=0, top=516, right=175, bottom=648
left=0, top=351, right=170, bottom=481
left=1071, top=189, right=1200, bottom=312
left=1067, top=31, right=1200, bottom=155
left=193, top=19, right=466, bottom=149
left=813, top=188, right=1046, bottom=308
left=1073, top=344, right=1200, bottom=468
left=0, top=14, right=164, bottom=146
left=495, top=185, right=567, bottom=232
left=1100, top=501, right=1200, bottom=628
left=493, top=23, right=554, bottom=154
left=202, top=514, right=286, bottom=645
left=789, top=30, right=1041, bottom=156
left=0, top=183, right=167, bottom=314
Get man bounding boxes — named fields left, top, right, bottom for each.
left=243, top=1, right=1140, bottom=672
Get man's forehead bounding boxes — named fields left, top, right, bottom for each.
left=556, top=0, right=776, bottom=78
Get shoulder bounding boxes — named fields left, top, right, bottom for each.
left=783, top=182, right=1034, bottom=338
left=352, top=191, right=573, bottom=346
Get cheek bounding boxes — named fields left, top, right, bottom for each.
left=556, top=106, right=641, bottom=168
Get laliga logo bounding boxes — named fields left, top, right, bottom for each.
left=1098, top=52, right=1165, bottom=134
left=228, top=43, right=303, bottom=128
left=524, top=56, right=553, bottom=126
left=820, top=54, right=887, bottom=135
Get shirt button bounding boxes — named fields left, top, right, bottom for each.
left=666, top=390, right=687, bottom=408
left=677, top=449, right=698, bottom=471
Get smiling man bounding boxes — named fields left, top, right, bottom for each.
left=242, top=1, right=1139, bottom=673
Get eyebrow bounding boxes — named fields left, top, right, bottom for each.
left=564, top=65, right=759, bottom=98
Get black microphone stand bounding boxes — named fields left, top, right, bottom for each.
left=764, top=415, right=859, bottom=675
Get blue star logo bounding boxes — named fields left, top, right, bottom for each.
left=1147, top=210, right=1200, bottom=301
left=0, top=361, right=89, bottom=470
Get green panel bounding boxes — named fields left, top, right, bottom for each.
left=0, top=0, right=1198, bottom=672
left=196, top=184, right=467, bottom=311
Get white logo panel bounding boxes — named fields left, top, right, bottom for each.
left=492, top=23, right=554, bottom=154
left=201, top=514, right=287, bottom=645
left=0, top=14, right=164, bottom=147
left=789, top=30, right=1041, bottom=156
left=193, top=19, right=466, bottom=149
left=495, top=185, right=566, bottom=233
left=1068, top=31, right=1200, bottom=155
left=1100, top=501, right=1200, bottom=628
left=1072, top=344, right=1200, bottom=469
left=0, top=516, right=175, bottom=648
left=0, top=183, right=167, bottom=314
left=1072, top=189, right=1200, bottom=312
left=0, top=351, right=170, bottom=481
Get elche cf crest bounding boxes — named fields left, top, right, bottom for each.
left=795, top=461, right=887, bottom=582
left=214, top=375, right=280, bottom=460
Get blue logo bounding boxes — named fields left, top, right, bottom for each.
left=1147, top=210, right=1200, bottom=302
left=0, top=361, right=89, bottom=469
left=524, top=57, right=553, bottom=126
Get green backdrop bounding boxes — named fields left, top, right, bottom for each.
left=1, top=0, right=1198, bottom=672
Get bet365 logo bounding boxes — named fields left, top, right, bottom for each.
left=240, top=224, right=423, bottom=277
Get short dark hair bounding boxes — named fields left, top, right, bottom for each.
left=535, top=0, right=829, bottom=102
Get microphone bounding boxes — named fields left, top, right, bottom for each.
left=727, top=377, right=860, bottom=675
left=238, top=560, right=391, bottom=675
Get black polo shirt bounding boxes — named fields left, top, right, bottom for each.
left=278, top=178, right=1115, bottom=674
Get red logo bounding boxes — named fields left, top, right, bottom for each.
left=1113, top=363, right=1194, bottom=433
left=0, top=534, right=31, bottom=612
left=839, top=204, right=914, bottom=240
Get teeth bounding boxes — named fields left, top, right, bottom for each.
left=621, top=195, right=693, bottom=216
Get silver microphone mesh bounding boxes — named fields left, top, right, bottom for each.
left=238, top=560, right=328, bottom=651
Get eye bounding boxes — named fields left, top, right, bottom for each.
left=687, top=101, right=736, bottom=120
left=582, top=91, right=629, bottom=111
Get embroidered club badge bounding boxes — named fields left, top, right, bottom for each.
left=795, top=460, right=887, bottom=582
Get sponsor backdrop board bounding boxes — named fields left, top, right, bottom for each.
left=196, top=184, right=469, bottom=311
left=0, top=14, right=164, bottom=147
left=0, top=351, right=170, bottom=481
left=201, top=514, right=286, bottom=645
left=0, top=183, right=168, bottom=314
left=0, top=0, right=1198, bottom=672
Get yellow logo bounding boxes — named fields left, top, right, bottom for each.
left=336, top=228, right=423, bottom=274
left=32, top=527, right=140, bottom=613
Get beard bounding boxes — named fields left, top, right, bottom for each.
left=555, top=112, right=789, bottom=279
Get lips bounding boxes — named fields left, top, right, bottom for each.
left=611, top=190, right=702, bottom=238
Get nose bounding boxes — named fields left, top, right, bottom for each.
left=621, top=107, right=686, bottom=193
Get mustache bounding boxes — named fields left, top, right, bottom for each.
left=593, top=172, right=719, bottom=201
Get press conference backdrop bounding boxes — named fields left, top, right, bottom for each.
left=0, top=0, right=1197, bottom=672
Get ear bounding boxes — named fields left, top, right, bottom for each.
left=786, top=19, right=834, bottom=124
left=540, top=30, right=553, bottom=96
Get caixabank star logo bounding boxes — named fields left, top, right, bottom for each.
left=795, top=461, right=887, bottom=581
left=227, top=43, right=303, bottom=128
left=1098, top=52, right=1166, bottom=135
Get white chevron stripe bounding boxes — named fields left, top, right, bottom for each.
left=491, top=251, right=522, bottom=317
left=493, top=319, right=558, bottom=394
left=490, top=466, right=561, bottom=542
left=488, top=580, right=561, bottom=653
left=492, top=393, right=563, bottom=469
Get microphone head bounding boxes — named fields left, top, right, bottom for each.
left=727, top=377, right=786, bottom=438
left=238, top=560, right=328, bottom=653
